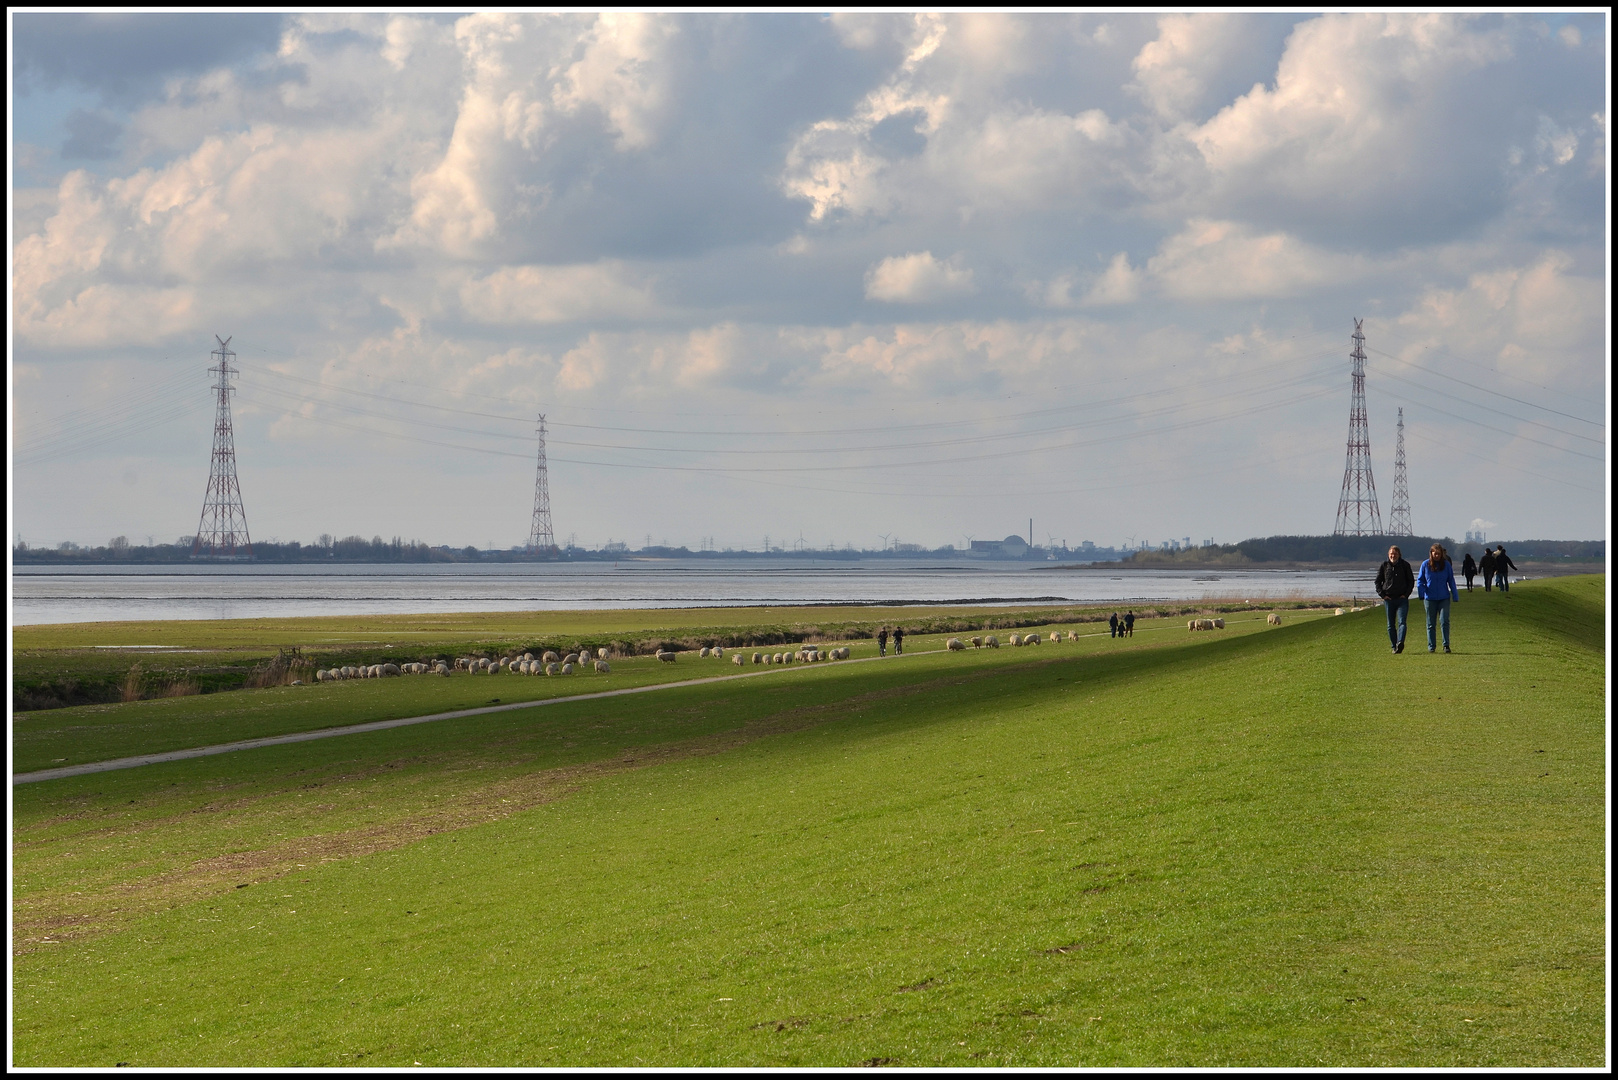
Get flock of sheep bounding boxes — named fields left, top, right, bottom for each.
left=312, top=611, right=1323, bottom=685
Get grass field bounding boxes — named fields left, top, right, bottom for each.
left=10, top=577, right=1605, bottom=1066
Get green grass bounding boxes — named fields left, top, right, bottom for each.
left=10, top=578, right=1605, bottom=1066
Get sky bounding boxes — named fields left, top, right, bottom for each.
left=9, top=11, right=1609, bottom=552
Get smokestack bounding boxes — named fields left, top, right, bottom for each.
left=1029, top=518, right=1033, bottom=547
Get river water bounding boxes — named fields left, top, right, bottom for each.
left=10, top=560, right=1384, bottom=626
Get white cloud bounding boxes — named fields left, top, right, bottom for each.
left=864, top=251, right=976, bottom=303
left=1083, top=253, right=1142, bottom=306
left=1147, top=220, right=1361, bottom=301
left=460, top=262, right=662, bottom=324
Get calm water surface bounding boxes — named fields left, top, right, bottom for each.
left=11, top=560, right=1381, bottom=625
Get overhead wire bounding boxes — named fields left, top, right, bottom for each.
left=1366, top=363, right=1604, bottom=446
left=1365, top=384, right=1603, bottom=462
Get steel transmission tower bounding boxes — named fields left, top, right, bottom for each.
left=526, top=414, right=557, bottom=554
left=1388, top=408, right=1412, bottom=536
left=192, top=335, right=253, bottom=559
left=1333, top=319, right=1383, bottom=537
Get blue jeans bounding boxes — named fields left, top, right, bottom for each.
left=1384, top=597, right=1408, bottom=649
left=1424, top=597, right=1451, bottom=651
left=1496, top=571, right=1509, bottom=591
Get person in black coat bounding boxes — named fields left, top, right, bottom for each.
left=1375, top=545, right=1416, bottom=654
left=1494, top=546, right=1516, bottom=592
left=1461, top=552, right=1477, bottom=590
left=876, top=628, right=888, bottom=656
left=893, top=626, right=904, bottom=655
left=1124, top=611, right=1136, bottom=637
left=1109, top=612, right=1119, bottom=638
left=1478, top=548, right=1496, bottom=592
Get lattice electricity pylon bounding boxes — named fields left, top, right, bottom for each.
left=192, top=335, right=253, bottom=559
left=1333, top=319, right=1383, bottom=537
left=526, top=413, right=557, bottom=555
left=1388, top=407, right=1412, bottom=536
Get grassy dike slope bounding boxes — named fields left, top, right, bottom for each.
left=11, top=577, right=1605, bottom=1066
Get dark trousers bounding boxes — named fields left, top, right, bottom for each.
left=1482, top=571, right=1492, bottom=592
left=1463, top=573, right=1474, bottom=591
left=1384, top=597, right=1409, bottom=649
left=1496, top=571, right=1509, bottom=592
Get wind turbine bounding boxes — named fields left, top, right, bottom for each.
left=877, top=533, right=891, bottom=552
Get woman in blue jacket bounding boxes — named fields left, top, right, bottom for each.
left=1416, top=542, right=1460, bottom=653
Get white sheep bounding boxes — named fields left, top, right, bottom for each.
left=700, top=647, right=711, bottom=658
left=1067, top=630, right=1078, bottom=641
left=1213, top=618, right=1225, bottom=629
left=658, top=651, right=677, bottom=663
left=1025, top=634, right=1039, bottom=646
left=985, top=635, right=999, bottom=649
left=597, top=647, right=609, bottom=660
left=546, top=662, right=560, bottom=675
left=561, top=662, right=574, bottom=674
left=1267, top=613, right=1282, bottom=626
left=1050, top=632, right=1061, bottom=643
left=543, top=650, right=560, bottom=664
left=733, top=653, right=745, bottom=666
left=713, top=647, right=724, bottom=659
left=947, top=637, right=965, bottom=651
left=970, top=636, right=983, bottom=648
left=1334, top=608, right=1344, bottom=616
left=752, top=651, right=763, bottom=664
left=594, top=659, right=611, bottom=673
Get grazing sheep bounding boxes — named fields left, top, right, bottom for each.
left=540, top=651, right=557, bottom=664
left=752, top=652, right=763, bottom=664
left=1050, top=632, right=1061, bottom=643
left=770, top=653, right=781, bottom=665
left=733, top=653, right=744, bottom=666
left=522, top=652, right=534, bottom=662
left=946, top=637, right=966, bottom=651
left=1267, top=613, right=1282, bottom=626
left=1068, top=630, right=1078, bottom=641
left=562, top=652, right=578, bottom=666
left=546, top=662, right=560, bottom=675
left=383, top=663, right=400, bottom=676
left=658, top=651, right=676, bottom=663
left=970, top=636, right=983, bottom=648
left=315, top=670, right=328, bottom=682
left=561, top=662, right=574, bottom=674
left=984, top=635, right=999, bottom=648
left=1213, top=618, right=1225, bottom=629
left=595, top=647, right=608, bottom=660
left=1334, top=608, right=1344, bottom=616
left=1024, top=634, right=1038, bottom=646
left=713, top=647, right=724, bottom=659
left=594, top=659, right=611, bottom=673
left=700, top=647, right=711, bottom=658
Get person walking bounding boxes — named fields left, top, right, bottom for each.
left=1375, top=545, right=1415, bottom=654
left=876, top=628, right=888, bottom=656
left=893, top=626, right=904, bottom=655
left=1461, top=551, right=1477, bottom=591
left=1124, top=611, right=1136, bottom=637
left=1108, top=613, right=1119, bottom=638
left=1478, top=548, right=1495, bottom=592
left=1494, top=545, right=1516, bottom=592
left=1416, top=542, right=1460, bottom=653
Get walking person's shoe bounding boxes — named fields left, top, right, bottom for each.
left=1395, top=641, right=1404, bottom=654
left=1443, top=645, right=1451, bottom=653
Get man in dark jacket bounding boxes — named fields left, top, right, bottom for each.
left=876, top=628, right=888, bottom=656
left=1108, top=612, right=1119, bottom=638
left=1478, top=548, right=1495, bottom=592
left=893, top=626, right=904, bottom=654
left=1494, top=546, right=1516, bottom=592
left=1375, top=545, right=1415, bottom=654
left=1124, top=611, right=1136, bottom=637
left=1461, top=551, right=1477, bottom=590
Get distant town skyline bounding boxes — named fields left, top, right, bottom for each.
left=12, top=13, right=1608, bottom=549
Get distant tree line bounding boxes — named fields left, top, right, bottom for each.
left=1117, top=534, right=1603, bottom=566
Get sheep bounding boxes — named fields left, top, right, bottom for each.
left=700, top=647, right=711, bottom=658
left=984, top=635, right=999, bottom=648
left=546, top=662, right=560, bottom=675
left=1050, top=631, right=1061, bottom=643
left=733, top=653, right=744, bottom=666
left=1334, top=608, right=1344, bottom=616
left=315, top=670, right=329, bottom=682
left=561, top=662, right=574, bottom=674
left=594, top=659, right=611, bottom=673
left=771, top=653, right=782, bottom=665
left=1213, top=618, right=1225, bottom=629
left=523, top=652, right=534, bottom=662
left=1188, top=619, right=1217, bottom=631
left=1009, top=633, right=1023, bottom=646
left=596, top=647, right=609, bottom=660
left=946, top=637, right=966, bottom=651
left=752, top=652, right=763, bottom=664
left=713, top=647, right=724, bottom=659
left=1266, top=613, right=1282, bottom=626
left=784, top=652, right=795, bottom=665
left=383, top=663, right=400, bottom=676
left=1067, top=630, right=1078, bottom=641
left=540, top=650, right=558, bottom=664
left=1024, top=634, right=1038, bottom=646
left=970, top=636, right=983, bottom=648
left=658, top=651, right=677, bottom=663
left=562, top=652, right=578, bottom=666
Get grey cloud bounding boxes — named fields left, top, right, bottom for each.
left=60, top=109, right=122, bottom=160
left=13, top=13, right=285, bottom=103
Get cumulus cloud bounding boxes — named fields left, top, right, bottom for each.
left=864, top=252, right=977, bottom=303
left=1147, top=220, right=1363, bottom=301
left=460, top=262, right=662, bottom=324
left=8, top=13, right=1605, bottom=547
